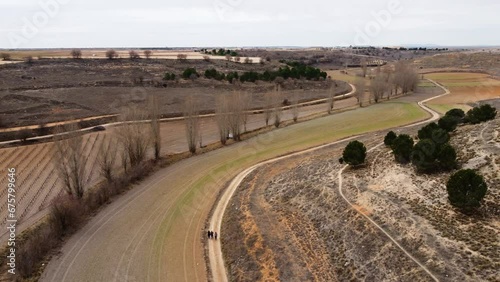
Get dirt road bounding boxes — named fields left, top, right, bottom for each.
left=0, top=87, right=355, bottom=147
left=335, top=79, right=449, bottom=281
left=209, top=79, right=448, bottom=281
left=40, top=94, right=430, bottom=282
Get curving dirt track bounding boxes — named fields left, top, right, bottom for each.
left=210, top=79, right=449, bottom=281
left=40, top=93, right=432, bottom=282
left=0, top=95, right=358, bottom=246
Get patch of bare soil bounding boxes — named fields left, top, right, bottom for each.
left=222, top=137, right=435, bottom=281
left=0, top=59, right=350, bottom=127
left=222, top=112, right=499, bottom=281
left=359, top=116, right=500, bottom=282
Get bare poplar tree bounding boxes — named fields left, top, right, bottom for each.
left=148, top=94, right=162, bottom=161
left=116, top=108, right=151, bottom=167
left=184, top=96, right=200, bottom=153
left=240, top=93, right=252, bottom=133
left=120, top=143, right=129, bottom=173
left=226, top=92, right=245, bottom=141
left=361, top=58, right=368, bottom=78
left=370, top=75, right=388, bottom=103
left=98, top=134, right=117, bottom=182
left=263, top=92, right=273, bottom=126
left=273, top=85, right=283, bottom=128
left=354, top=77, right=366, bottom=107
left=382, top=65, right=393, bottom=99
left=327, top=83, right=336, bottom=114
left=215, top=95, right=230, bottom=145
left=291, top=93, right=300, bottom=122
left=393, top=61, right=419, bottom=95
left=53, top=124, right=87, bottom=199
left=144, top=50, right=152, bottom=59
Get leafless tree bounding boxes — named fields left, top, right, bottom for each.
left=116, top=108, right=151, bottom=167
left=215, top=95, right=229, bottom=145
left=382, top=64, right=393, bottom=98
left=120, top=142, right=129, bottom=173
left=177, top=53, right=188, bottom=61
left=370, top=75, right=388, bottom=103
left=225, top=54, right=232, bottom=61
left=291, top=93, right=300, bottom=122
left=361, top=58, right=368, bottom=78
left=98, top=134, right=117, bottom=182
left=184, top=96, right=200, bottom=153
left=144, top=50, right=152, bottom=59
left=106, top=49, right=118, bottom=60
left=53, top=124, right=87, bottom=199
left=273, top=85, right=283, bottom=128
left=327, top=82, right=336, bottom=114
left=203, top=55, right=210, bottom=62
left=354, top=77, right=366, bottom=106
left=263, top=92, right=273, bottom=126
left=0, top=53, right=11, bottom=61
left=240, top=93, right=252, bottom=132
left=129, top=50, right=141, bottom=60
left=393, top=61, right=419, bottom=95
left=226, top=92, right=246, bottom=141
left=70, top=49, right=82, bottom=59
left=234, top=56, right=241, bottom=63
left=244, top=57, right=252, bottom=64
left=148, top=94, right=162, bottom=161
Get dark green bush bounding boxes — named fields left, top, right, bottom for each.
left=438, top=115, right=459, bottom=132
left=447, top=169, right=487, bottom=210
left=411, top=139, right=437, bottom=172
left=342, top=140, right=367, bottom=166
left=437, top=143, right=457, bottom=170
left=384, top=131, right=397, bottom=146
left=391, top=134, right=414, bottom=163
left=418, top=122, right=439, bottom=140
left=163, top=72, right=176, bottom=81
left=465, top=104, right=497, bottom=124
left=431, top=128, right=450, bottom=145
left=445, top=108, right=465, bottom=119
left=182, top=68, right=199, bottom=79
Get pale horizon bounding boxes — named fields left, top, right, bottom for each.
left=1, top=0, right=499, bottom=49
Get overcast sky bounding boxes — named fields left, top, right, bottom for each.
left=1, top=0, right=499, bottom=48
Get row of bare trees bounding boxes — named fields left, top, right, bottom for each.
left=53, top=95, right=162, bottom=199
left=354, top=61, right=420, bottom=106
left=184, top=85, right=298, bottom=153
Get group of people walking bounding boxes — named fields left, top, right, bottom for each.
left=207, top=230, right=217, bottom=240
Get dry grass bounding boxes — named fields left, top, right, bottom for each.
left=426, top=73, right=500, bottom=109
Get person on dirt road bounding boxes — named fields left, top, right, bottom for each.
left=214, top=232, right=218, bottom=240
left=208, top=230, right=211, bottom=239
